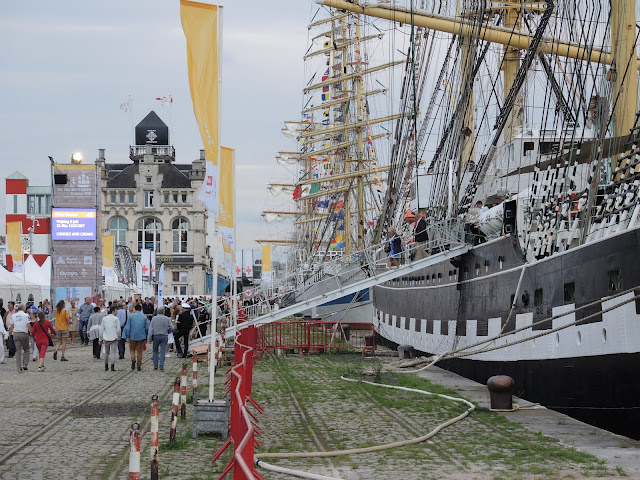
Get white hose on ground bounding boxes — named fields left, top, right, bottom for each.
left=255, top=459, right=345, bottom=480
left=255, top=376, right=475, bottom=460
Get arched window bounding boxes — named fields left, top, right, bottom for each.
left=172, top=217, right=189, bottom=253
left=109, top=217, right=127, bottom=249
left=136, top=217, right=162, bottom=252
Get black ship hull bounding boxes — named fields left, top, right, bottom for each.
left=373, top=228, right=640, bottom=439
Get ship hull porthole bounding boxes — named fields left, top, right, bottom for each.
left=602, top=328, right=607, bottom=343
left=576, top=331, right=582, bottom=346
left=555, top=333, right=560, bottom=346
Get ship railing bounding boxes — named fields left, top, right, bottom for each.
left=251, top=222, right=467, bottom=314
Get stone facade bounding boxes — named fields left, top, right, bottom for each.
left=98, top=111, right=209, bottom=296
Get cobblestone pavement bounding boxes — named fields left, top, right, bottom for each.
left=2, top=344, right=639, bottom=480
left=0, top=340, right=201, bottom=480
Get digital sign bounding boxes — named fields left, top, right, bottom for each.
left=52, top=208, right=96, bottom=241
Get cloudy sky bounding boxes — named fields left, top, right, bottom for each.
left=0, top=0, right=313, bottom=253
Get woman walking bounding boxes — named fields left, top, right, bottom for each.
left=52, top=300, right=70, bottom=361
left=31, top=311, right=56, bottom=371
left=68, top=300, right=78, bottom=345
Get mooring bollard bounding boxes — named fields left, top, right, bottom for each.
left=170, top=377, right=180, bottom=443
left=192, top=353, right=198, bottom=397
left=129, top=422, right=141, bottom=480
left=181, top=363, right=188, bottom=420
left=150, top=395, right=159, bottom=480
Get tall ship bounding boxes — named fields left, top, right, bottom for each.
left=260, top=5, right=406, bottom=322
left=263, top=0, right=640, bottom=439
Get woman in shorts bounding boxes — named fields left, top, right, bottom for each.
left=52, top=300, right=70, bottom=361
left=387, top=227, right=402, bottom=268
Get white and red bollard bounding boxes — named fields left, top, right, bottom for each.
left=180, top=363, right=188, bottom=420
left=170, top=377, right=180, bottom=443
left=150, top=395, right=159, bottom=480
left=192, top=353, right=198, bottom=397
left=129, top=422, right=141, bottom=480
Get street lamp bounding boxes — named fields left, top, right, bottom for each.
left=71, top=152, right=83, bottom=164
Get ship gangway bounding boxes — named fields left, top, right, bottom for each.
left=192, top=225, right=470, bottom=345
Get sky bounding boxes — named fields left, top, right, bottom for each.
left=0, top=0, right=312, bottom=255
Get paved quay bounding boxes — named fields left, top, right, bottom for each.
left=1, top=342, right=640, bottom=480
left=0, top=340, right=192, bottom=480
left=413, top=364, right=640, bottom=477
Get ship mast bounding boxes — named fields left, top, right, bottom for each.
left=611, top=0, right=638, bottom=176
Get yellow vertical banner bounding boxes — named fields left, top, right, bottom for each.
left=102, top=235, right=114, bottom=268
left=181, top=0, right=220, bottom=213
left=6, top=221, right=22, bottom=260
left=261, top=244, right=272, bottom=283
left=219, top=146, right=235, bottom=276
left=102, top=235, right=114, bottom=285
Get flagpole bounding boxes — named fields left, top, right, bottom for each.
left=209, top=4, right=223, bottom=404
left=129, top=95, right=134, bottom=145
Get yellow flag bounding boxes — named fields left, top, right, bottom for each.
left=219, top=147, right=234, bottom=231
left=6, top=221, right=22, bottom=260
left=181, top=0, right=220, bottom=213
left=102, top=235, right=114, bottom=268
left=261, top=244, right=272, bottom=283
left=219, top=146, right=235, bottom=275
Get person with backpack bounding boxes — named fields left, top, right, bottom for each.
left=31, top=311, right=56, bottom=372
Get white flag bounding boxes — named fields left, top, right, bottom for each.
left=141, top=249, right=150, bottom=282
left=242, top=250, right=254, bottom=279
left=197, top=161, right=218, bottom=213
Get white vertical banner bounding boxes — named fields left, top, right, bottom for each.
left=242, top=249, right=253, bottom=279
left=136, top=261, right=142, bottom=290
left=157, top=263, right=165, bottom=306
left=151, top=250, right=157, bottom=283
left=141, top=249, right=151, bottom=282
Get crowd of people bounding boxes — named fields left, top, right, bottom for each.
left=0, top=295, right=216, bottom=373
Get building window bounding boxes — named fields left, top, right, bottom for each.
left=119, top=192, right=125, bottom=203
left=27, top=194, right=50, bottom=215
left=172, top=217, right=189, bottom=253
left=181, top=193, right=187, bottom=203
left=128, top=193, right=134, bottom=203
left=146, top=177, right=152, bottom=183
left=110, top=193, right=116, bottom=203
left=136, top=217, right=161, bottom=252
left=164, top=194, right=169, bottom=204
left=13, top=195, right=18, bottom=214
left=173, top=193, right=178, bottom=203
left=144, top=191, right=154, bottom=208
left=109, top=217, right=127, bottom=249
left=173, top=285, right=187, bottom=296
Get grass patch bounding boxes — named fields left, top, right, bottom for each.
left=160, top=432, right=192, bottom=452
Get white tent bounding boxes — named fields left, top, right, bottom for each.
left=0, top=266, right=49, bottom=304
left=24, top=256, right=50, bottom=287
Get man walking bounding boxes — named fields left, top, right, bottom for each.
left=4, top=301, right=16, bottom=358
left=87, top=306, right=105, bottom=359
left=148, top=307, right=173, bottom=371
left=99, top=305, right=121, bottom=371
left=175, top=303, right=194, bottom=358
left=414, top=211, right=429, bottom=260
left=116, top=303, right=128, bottom=359
left=78, top=297, right=93, bottom=346
left=123, top=304, right=148, bottom=371
left=8, top=304, right=31, bottom=373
